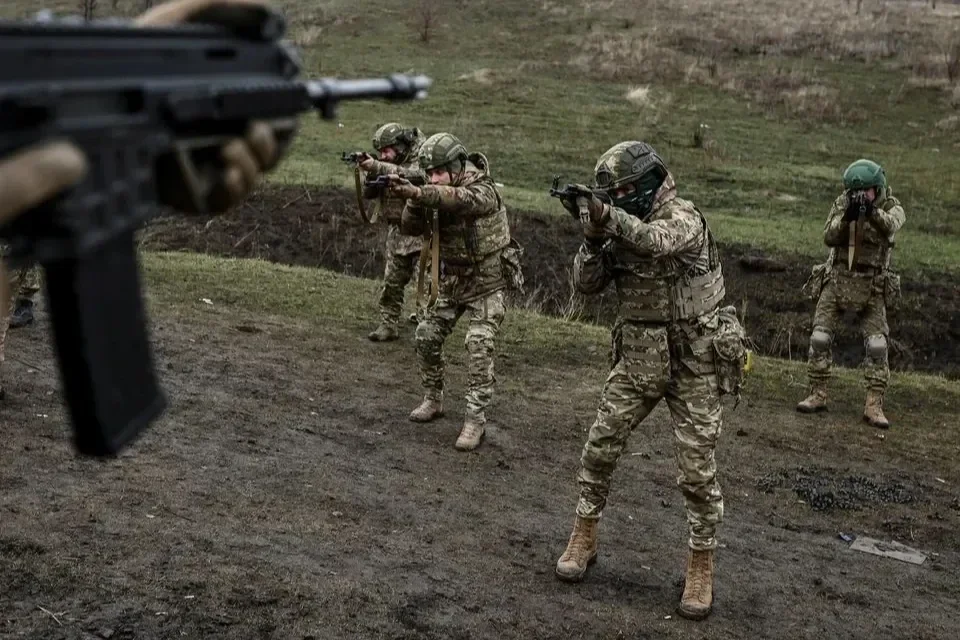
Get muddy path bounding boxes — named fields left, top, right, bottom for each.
left=1, top=271, right=958, bottom=639
left=141, top=186, right=960, bottom=379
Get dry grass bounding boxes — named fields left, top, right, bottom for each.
left=566, top=0, right=960, bottom=120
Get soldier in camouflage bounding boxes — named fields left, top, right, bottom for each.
left=387, top=133, right=522, bottom=451
left=0, top=256, right=41, bottom=399
left=552, top=142, right=747, bottom=621
left=356, top=123, right=426, bottom=342
left=9, top=265, right=39, bottom=328
left=797, top=159, right=905, bottom=429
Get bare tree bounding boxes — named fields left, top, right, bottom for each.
left=856, top=0, right=863, bottom=15
left=79, top=0, right=99, bottom=21
left=417, top=0, right=435, bottom=43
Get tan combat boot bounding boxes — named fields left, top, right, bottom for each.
left=863, top=390, right=890, bottom=429
left=555, top=516, right=599, bottom=582
left=677, top=548, right=714, bottom=620
left=796, top=385, right=828, bottom=413
left=409, top=395, right=443, bottom=422
left=367, top=323, right=399, bottom=342
left=455, top=416, right=485, bottom=451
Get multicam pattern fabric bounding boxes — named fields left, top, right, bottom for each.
left=400, top=161, right=517, bottom=423
left=415, top=289, right=505, bottom=422
left=571, top=172, right=728, bottom=551
left=805, top=188, right=905, bottom=392
left=0, top=262, right=40, bottom=392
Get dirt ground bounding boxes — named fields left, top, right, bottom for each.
left=141, top=186, right=960, bottom=378
left=1, top=255, right=958, bottom=639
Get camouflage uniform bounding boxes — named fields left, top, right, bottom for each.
left=399, top=133, right=522, bottom=450
left=0, top=252, right=41, bottom=398
left=362, top=125, right=426, bottom=339
left=798, top=159, right=904, bottom=427
left=555, top=142, right=746, bottom=622
left=573, top=172, right=728, bottom=550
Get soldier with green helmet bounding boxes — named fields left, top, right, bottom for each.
left=386, top=132, right=523, bottom=451
left=353, top=122, right=426, bottom=342
left=552, top=141, right=748, bottom=621
left=796, top=158, right=905, bottom=428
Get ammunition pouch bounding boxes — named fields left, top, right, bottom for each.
left=499, top=238, right=525, bottom=293
left=833, top=269, right=874, bottom=309
left=617, top=265, right=724, bottom=322
left=881, top=270, right=901, bottom=309
left=801, top=262, right=829, bottom=302
left=713, top=305, right=749, bottom=399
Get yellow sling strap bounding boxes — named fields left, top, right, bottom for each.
left=415, top=211, right=441, bottom=309
left=353, top=166, right=372, bottom=223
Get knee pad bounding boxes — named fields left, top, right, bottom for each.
left=415, top=322, right=440, bottom=345
left=865, top=334, right=888, bottom=359
left=810, top=328, right=833, bottom=351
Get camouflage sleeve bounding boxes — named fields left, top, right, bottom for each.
left=599, top=203, right=703, bottom=258
left=573, top=241, right=612, bottom=295
left=869, top=196, right=905, bottom=238
left=398, top=166, right=427, bottom=185
left=368, top=159, right=402, bottom=177
left=400, top=202, right=428, bottom=236
left=823, top=196, right=848, bottom=247
left=413, top=181, right=500, bottom=217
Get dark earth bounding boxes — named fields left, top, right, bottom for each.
left=1, top=186, right=958, bottom=639
left=141, top=186, right=960, bottom=378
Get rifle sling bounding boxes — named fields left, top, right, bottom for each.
left=353, top=167, right=372, bottom=223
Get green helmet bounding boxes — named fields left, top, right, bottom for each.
left=594, top=141, right=668, bottom=219
left=842, top=159, right=886, bottom=191
left=372, top=122, right=419, bottom=163
left=417, top=132, right=468, bottom=175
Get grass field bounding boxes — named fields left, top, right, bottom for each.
left=4, top=0, right=959, bottom=273
left=3, top=251, right=959, bottom=638
left=2, top=3, right=959, bottom=637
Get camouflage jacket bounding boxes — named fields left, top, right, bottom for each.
left=362, top=136, right=427, bottom=224
left=823, top=188, right=904, bottom=270
left=574, top=173, right=725, bottom=324
left=400, top=162, right=512, bottom=301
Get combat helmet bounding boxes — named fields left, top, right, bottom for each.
left=372, top=122, right=419, bottom=163
left=418, top=132, right=469, bottom=180
left=594, top=141, right=668, bottom=219
left=842, top=159, right=886, bottom=193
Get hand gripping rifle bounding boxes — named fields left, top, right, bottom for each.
left=845, top=191, right=870, bottom=270
left=549, top=176, right=610, bottom=224
left=0, top=12, right=431, bottom=457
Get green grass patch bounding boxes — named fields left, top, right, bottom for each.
left=2, top=0, right=957, bottom=274
left=143, top=250, right=960, bottom=410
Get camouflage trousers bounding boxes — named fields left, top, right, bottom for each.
left=0, top=264, right=40, bottom=385
left=376, top=226, right=421, bottom=327
left=576, top=320, right=724, bottom=551
left=807, top=275, right=889, bottom=391
left=415, top=289, right=505, bottom=422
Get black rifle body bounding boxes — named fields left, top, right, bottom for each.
left=0, top=16, right=430, bottom=456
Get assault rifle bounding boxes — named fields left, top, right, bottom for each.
left=844, top=190, right=871, bottom=269
left=365, top=173, right=426, bottom=189
left=0, top=12, right=431, bottom=457
left=549, top=176, right=610, bottom=223
left=341, top=150, right=370, bottom=164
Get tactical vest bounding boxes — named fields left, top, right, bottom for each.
left=832, top=229, right=892, bottom=270
left=438, top=169, right=510, bottom=265
left=614, top=213, right=725, bottom=322
left=830, top=194, right=897, bottom=271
